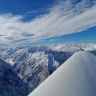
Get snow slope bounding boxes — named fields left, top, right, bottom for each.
left=28, top=51, right=96, bottom=96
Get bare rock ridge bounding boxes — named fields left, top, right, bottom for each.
left=29, top=51, right=96, bottom=96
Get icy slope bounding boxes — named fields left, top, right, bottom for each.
left=29, top=51, right=96, bottom=96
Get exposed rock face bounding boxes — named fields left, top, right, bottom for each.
left=0, top=59, right=28, bottom=96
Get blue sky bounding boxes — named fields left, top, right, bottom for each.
left=0, top=0, right=53, bottom=14
left=30, top=27, right=96, bottom=46
left=0, top=0, right=96, bottom=47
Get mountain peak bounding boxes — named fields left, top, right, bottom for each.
left=29, top=51, right=96, bottom=96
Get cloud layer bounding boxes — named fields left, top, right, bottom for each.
left=0, top=0, right=96, bottom=47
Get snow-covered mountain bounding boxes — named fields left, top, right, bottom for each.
left=0, top=45, right=73, bottom=94
left=13, top=51, right=59, bottom=93
left=50, top=42, right=96, bottom=52
left=0, top=43, right=96, bottom=95
left=28, top=51, right=96, bottom=96
left=0, top=59, right=28, bottom=96
left=8, top=46, right=72, bottom=93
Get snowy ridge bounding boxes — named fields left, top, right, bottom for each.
left=1, top=45, right=72, bottom=93
left=13, top=51, right=60, bottom=93
left=50, top=43, right=96, bottom=52
left=29, top=51, right=96, bottom=96
left=0, top=43, right=96, bottom=95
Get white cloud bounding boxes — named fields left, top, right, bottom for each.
left=0, top=0, right=96, bottom=47
left=49, top=39, right=57, bottom=42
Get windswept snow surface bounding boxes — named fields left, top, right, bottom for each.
left=29, top=51, right=96, bottom=96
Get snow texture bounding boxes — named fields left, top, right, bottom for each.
left=29, top=51, right=96, bottom=96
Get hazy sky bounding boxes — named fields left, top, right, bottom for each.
left=0, top=0, right=96, bottom=47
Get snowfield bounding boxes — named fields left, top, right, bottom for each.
left=29, top=51, right=96, bottom=96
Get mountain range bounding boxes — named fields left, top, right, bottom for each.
left=28, top=51, right=96, bottom=96
left=0, top=42, right=96, bottom=95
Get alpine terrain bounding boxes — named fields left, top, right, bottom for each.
left=0, top=43, right=96, bottom=96
left=29, top=51, right=96, bottom=96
